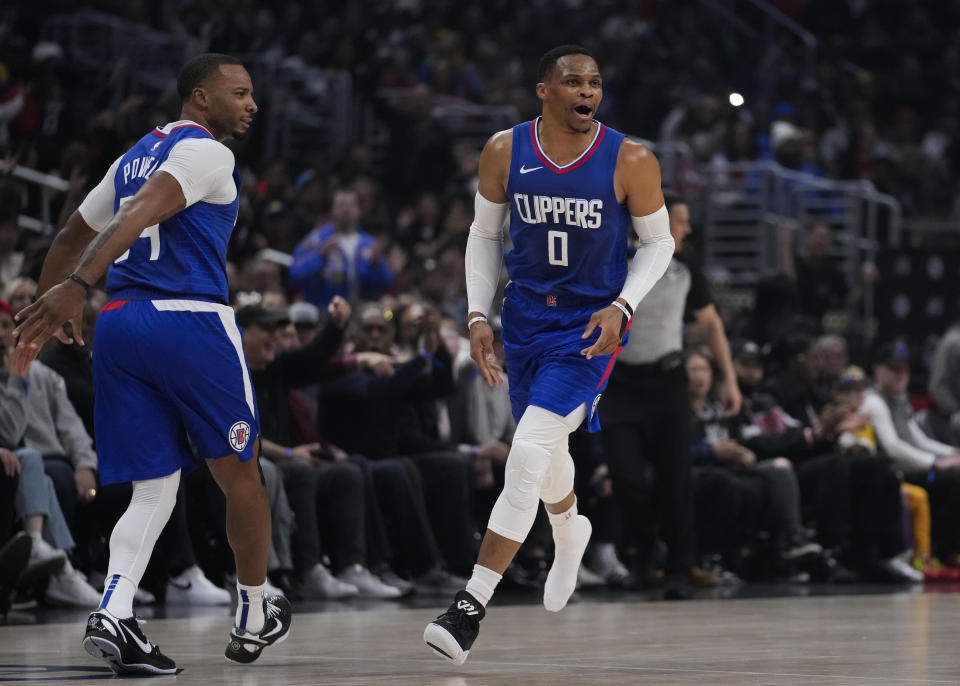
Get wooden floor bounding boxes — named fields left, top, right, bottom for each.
left=2, top=592, right=960, bottom=685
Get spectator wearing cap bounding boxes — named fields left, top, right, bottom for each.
left=831, top=365, right=950, bottom=580
left=318, top=302, right=476, bottom=588
left=238, top=298, right=403, bottom=599
left=730, top=338, right=919, bottom=582
left=289, top=187, right=394, bottom=308
left=860, top=340, right=960, bottom=562
left=289, top=301, right=321, bottom=347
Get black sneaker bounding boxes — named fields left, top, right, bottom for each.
left=224, top=594, right=292, bottom=664
left=82, top=609, right=179, bottom=675
left=423, top=590, right=484, bottom=665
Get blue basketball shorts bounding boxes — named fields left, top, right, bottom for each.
left=500, top=284, right=627, bottom=433
left=92, top=298, right=260, bottom=485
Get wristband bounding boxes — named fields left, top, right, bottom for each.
left=66, top=273, right=92, bottom=293
left=611, top=301, right=631, bottom=339
left=467, top=315, right=488, bottom=329
left=611, top=300, right=632, bottom=320
left=285, top=447, right=292, bottom=460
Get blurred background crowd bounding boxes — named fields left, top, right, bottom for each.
left=4, top=0, right=960, bottom=615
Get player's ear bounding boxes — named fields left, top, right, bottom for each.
left=535, top=82, right=547, bottom=101
left=191, top=86, right=208, bottom=108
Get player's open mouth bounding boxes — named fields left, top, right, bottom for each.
left=573, top=105, right=593, bottom=120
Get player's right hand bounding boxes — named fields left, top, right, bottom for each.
left=469, top=319, right=503, bottom=387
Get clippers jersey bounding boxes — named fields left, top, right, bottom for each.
left=505, top=118, right=630, bottom=307
left=106, top=122, right=241, bottom=303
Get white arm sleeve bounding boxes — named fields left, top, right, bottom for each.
left=156, top=138, right=237, bottom=207
left=77, top=156, right=122, bottom=232
left=861, top=393, right=936, bottom=471
left=465, top=192, right=508, bottom=316
left=617, top=204, right=675, bottom=310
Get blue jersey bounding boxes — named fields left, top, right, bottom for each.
left=504, top=118, right=630, bottom=308
left=106, top=122, right=241, bottom=303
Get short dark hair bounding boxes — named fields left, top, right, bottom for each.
left=537, top=45, right=595, bottom=82
left=662, top=189, right=685, bottom=213
left=177, top=53, right=242, bottom=102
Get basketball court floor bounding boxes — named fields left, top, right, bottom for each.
left=2, top=587, right=959, bottom=684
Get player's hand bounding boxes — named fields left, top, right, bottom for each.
left=12, top=279, right=86, bottom=374
left=721, top=381, right=743, bottom=416
left=75, top=468, right=97, bottom=503
left=935, top=454, right=960, bottom=471
left=580, top=305, right=625, bottom=359
left=468, top=318, right=503, bottom=387
left=328, top=296, right=351, bottom=328
left=0, top=448, right=20, bottom=478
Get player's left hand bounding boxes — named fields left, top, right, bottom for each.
left=12, top=279, right=86, bottom=376
left=580, top=305, right=626, bottom=359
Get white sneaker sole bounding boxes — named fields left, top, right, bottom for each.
left=82, top=635, right=178, bottom=675
left=423, top=623, right=468, bottom=665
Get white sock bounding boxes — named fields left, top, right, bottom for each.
left=236, top=582, right=266, bottom=634
left=100, top=573, right=137, bottom=619
left=544, top=501, right=592, bottom=612
left=465, top=564, right=502, bottom=607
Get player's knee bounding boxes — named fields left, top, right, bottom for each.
left=503, top=438, right=551, bottom=511
left=541, top=454, right=575, bottom=505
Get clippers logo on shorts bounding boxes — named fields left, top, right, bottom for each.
left=229, top=421, right=251, bottom=452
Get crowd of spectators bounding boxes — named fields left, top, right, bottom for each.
left=4, top=0, right=960, bottom=615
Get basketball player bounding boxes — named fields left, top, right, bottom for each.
left=12, top=54, right=291, bottom=674
left=424, top=45, right=674, bottom=664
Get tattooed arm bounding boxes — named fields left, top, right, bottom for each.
left=11, top=171, right=186, bottom=374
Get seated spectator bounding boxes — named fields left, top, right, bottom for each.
left=832, top=365, right=955, bottom=581
left=686, top=347, right=820, bottom=579
left=290, top=187, right=394, bottom=308
left=319, top=303, right=477, bottom=582
left=859, top=341, right=960, bottom=566
left=238, top=300, right=403, bottom=599
left=735, top=338, right=921, bottom=582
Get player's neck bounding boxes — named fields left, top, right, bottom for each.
left=178, top=107, right=222, bottom=141
left=536, top=115, right=598, bottom=167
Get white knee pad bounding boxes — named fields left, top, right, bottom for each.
left=487, top=438, right=551, bottom=541
left=541, top=448, right=575, bottom=505
left=486, top=404, right=587, bottom=541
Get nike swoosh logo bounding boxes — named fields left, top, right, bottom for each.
left=519, top=165, right=542, bottom=174
left=119, top=621, right=154, bottom=653
left=261, top=621, right=284, bottom=639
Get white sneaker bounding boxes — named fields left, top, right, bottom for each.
left=45, top=561, right=103, bottom=608
left=337, top=564, right=402, bottom=599
left=299, top=563, right=358, bottom=599
left=577, top=564, right=606, bottom=588
left=590, top=542, right=630, bottom=583
left=880, top=556, right=924, bottom=583
left=166, top=565, right=231, bottom=605
left=26, top=536, right=67, bottom=574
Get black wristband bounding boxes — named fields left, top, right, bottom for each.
left=66, top=273, right=92, bottom=293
